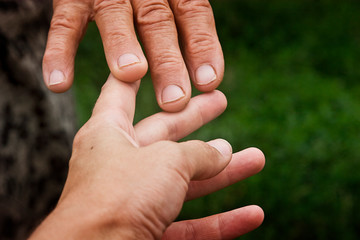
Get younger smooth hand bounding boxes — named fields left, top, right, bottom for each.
left=31, top=75, right=264, bottom=240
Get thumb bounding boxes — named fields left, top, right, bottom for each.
left=179, top=139, right=233, bottom=181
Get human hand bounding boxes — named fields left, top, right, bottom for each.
left=31, top=75, right=264, bottom=240
left=43, top=0, right=224, bottom=112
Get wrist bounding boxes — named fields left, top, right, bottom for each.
left=29, top=197, right=151, bottom=240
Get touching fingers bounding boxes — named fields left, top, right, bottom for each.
left=94, top=0, right=148, bottom=82
left=132, top=0, right=191, bottom=112
left=43, top=0, right=91, bottom=92
left=177, top=139, right=232, bottom=181
left=134, top=90, right=227, bottom=146
left=92, top=74, right=139, bottom=122
left=162, top=205, right=264, bottom=240
left=186, top=148, right=265, bottom=201
left=169, top=0, right=224, bottom=92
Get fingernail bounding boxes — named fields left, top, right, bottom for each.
left=195, top=65, right=217, bottom=85
left=49, top=70, right=65, bottom=86
left=118, top=53, right=140, bottom=68
left=208, top=139, right=232, bottom=159
left=162, top=85, right=185, bottom=104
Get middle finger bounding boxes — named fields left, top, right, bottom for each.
left=132, top=0, right=191, bottom=112
left=134, top=90, right=227, bottom=146
left=186, top=148, right=266, bottom=201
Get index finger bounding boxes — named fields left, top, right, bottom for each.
left=186, top=148, right=266, bottom=201
left=134, top=90, right=227, bottom=146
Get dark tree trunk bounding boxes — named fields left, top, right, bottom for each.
left=0, top=1, right=76, bottom=239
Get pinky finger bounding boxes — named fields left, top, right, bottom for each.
left=162, top=206, right=264, bottom=240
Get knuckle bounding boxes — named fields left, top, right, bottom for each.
left=152, top=141, right=190, bottom=177
left=50, top=14, right=78, bottom=34
left=100, top=80, right=110, bottom=93
left=136, top=0, right=173, bottom=27
left=215, top=214, right=225, bottom=238
left=152, top=50, right=184, bottom=73
left=69, top=125, right=92, bottom=169
left=182, top=140, right=210, bottom=167
left=93, top=0, right=132, bottom=16
left=186, top=31, right=218, bottom=56
left=43, top=46, right=67, bottom=66
left=103, top=29, right=134, bottom=47
left=174, top=0, right=212, bottom=18
left=184, top=221, right=197, bottom=239
left=48, top=5, right=89, bottom=54
left=72, top=120, right=99, bottom=149
left=51, top=3, right=89, bottom=32
left=43, top=44, right=67, bottom=60
left=192, top=140, right=213, bottom=156
left=93, top=1, right=136, bottom=47
left=72, top=127, right=88, bottom=150
left=189, top=139, right=207, bottom=150
left=42, top=50, right=56, bottom=64
left=190, top=101, right=205, bottom=125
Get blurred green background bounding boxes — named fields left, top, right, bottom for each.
left=73, top=0, right=360, bottom=239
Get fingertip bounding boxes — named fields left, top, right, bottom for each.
left=207, top=139, right=233, bottom=161
left=160, top=98, right=190, bottom=112
left=43, top=68, right=73, bottom=93
left=212, top=90, right=228, bottom=112
left=48, top=84, right=72, bottom=93
left=159, top=85, right=190, bottom=112
left=246, top=205, right=265, bottom=228
left=185, top=90, right=227, bottom=124
left=194, top=80, right=222, bottom=93
left=42, top=46, right=75, bottom=93
left=194, top=77, right=223, bottom=93
left=193, top=64, right=223, bottom=92
left=195, top=64, right=217, bottom=85
left=247, top=147, right=266, bottom=173
left=220, top=205, right=264, bottom=239
left=110, top=53, right=148, bottom=82
left=227, top=205, right=264, bottom=237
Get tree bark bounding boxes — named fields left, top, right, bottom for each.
left=0, top=1, right=76, bottom=239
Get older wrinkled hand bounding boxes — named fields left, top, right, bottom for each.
left=43, top=0, right=224, bottom=112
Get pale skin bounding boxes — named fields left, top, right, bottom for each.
left=30, top=75, right=265, bottom=239
left=43, top=0, right=224, bottom=112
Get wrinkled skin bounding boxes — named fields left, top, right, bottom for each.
left=43, top=0, right=224, bottom=112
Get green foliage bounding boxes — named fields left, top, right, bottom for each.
left=74, top=0, right=360, bottom=239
